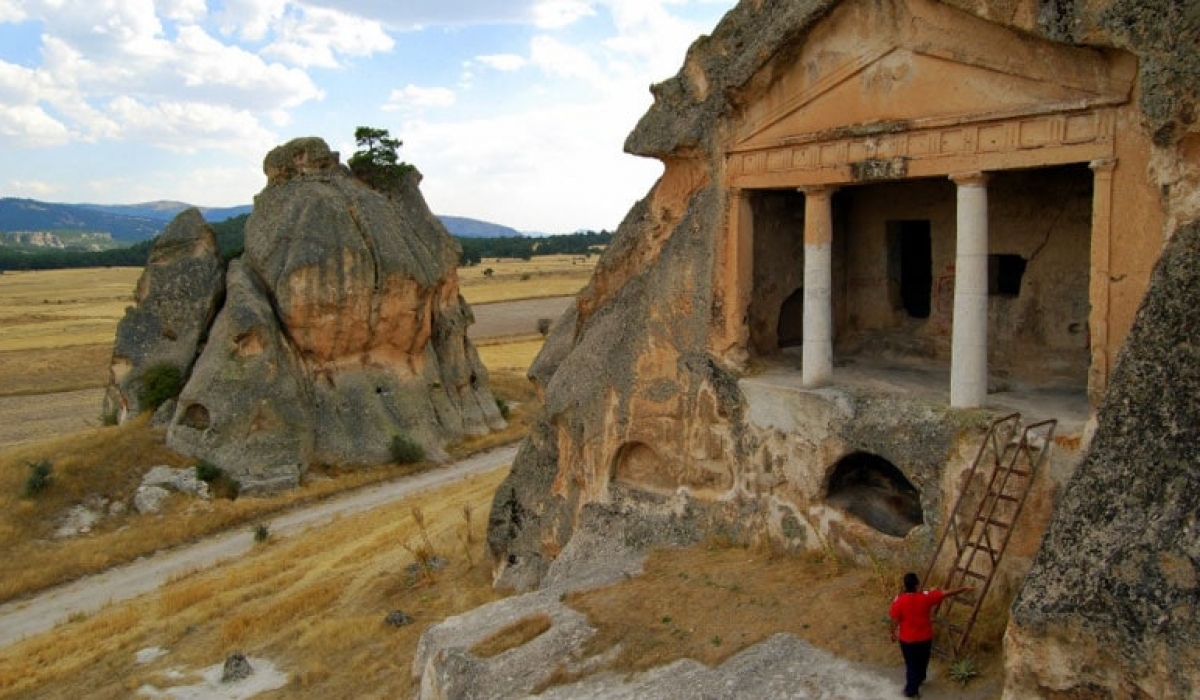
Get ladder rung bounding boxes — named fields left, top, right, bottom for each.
left=975, top=517, right=1012, bottom=528
left=991, top=494, right=1019, bottom=503
left=956, top=569, right=988, bottom=581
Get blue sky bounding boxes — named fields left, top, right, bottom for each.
left=0, top=0, right=738, bottom=233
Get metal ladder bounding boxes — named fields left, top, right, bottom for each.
left=922, top=413, right=1056, bottom=658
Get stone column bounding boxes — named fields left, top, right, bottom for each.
left=801, top=186, right=836, bottom=387
left=713, top=187, right=754, bottom=368
left=950, top=172, right=989, bottom=408
left=1087, top=159, right=1116, bottom=406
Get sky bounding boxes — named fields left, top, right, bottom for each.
left=0, top=0, right=739, bottom=233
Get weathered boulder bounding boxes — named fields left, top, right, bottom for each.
left=134, top=485, right=171, bottom=515
left=140, top=465, right=210, bottom=499
left=167, top=259, right=314, bottom=494
left=167, top=137, right=504, bottom=492
left=1005, top=220, right=1200, bottom=699
left=104, top=208, right=224, bottom=422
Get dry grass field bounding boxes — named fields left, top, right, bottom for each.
left=0, top=260, right=557, bottom=602
left=0, top=505, right=1008, bottom=699
left=0, top=259, right=1007, bottom=698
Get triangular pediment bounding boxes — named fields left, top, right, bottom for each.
left=732, top=0, right=1135, bottom=152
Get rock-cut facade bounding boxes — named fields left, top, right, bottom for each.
left=485, top=0, right=1200, bottom=698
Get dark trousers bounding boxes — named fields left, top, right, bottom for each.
left=899, top=639, right=932, bottom=697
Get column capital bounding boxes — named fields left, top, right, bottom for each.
left=949, top=171, right=989, bottom=187
left=1089, top=158, right=1117, bottom=174
left=798, top=185, right=838, bottom=198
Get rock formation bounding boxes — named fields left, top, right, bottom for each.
left=112, top=137, right=504, bottom=493
left=483, top=0, right=1198, bottom=693
left=104, top=208, right=224, bottom=421
left=1005, top=220, right=1200, bottom=699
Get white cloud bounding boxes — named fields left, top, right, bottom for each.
left=529, top=35, right=606, bottom=86
left=476, top=53, right=527, bottom=72
left=0, top=104, right=71, bottom=146
left=261, top=5, right=394, bottom=68
left=531, top=0, right=595, bottom=29
left=173, top=26, right=325, bottom=108
left=0, top=2, right=27, bottom=22
left=5, top=179, right=63, bottom=198
left=384, top=84, right=457, bottom=111
left=298, top=0, right=539, bottom=28
left=401, top=98, right=663, bottom=232
left=158, top=0, right=208, bottom=23
left=214, top=0, right=287, bottom=42
left=106, top=96, right=277, bottom=152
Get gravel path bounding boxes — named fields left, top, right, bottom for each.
left=0, top=445, right=517, bottom=649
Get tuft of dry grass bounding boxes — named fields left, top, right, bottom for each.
left=470, top=614, right=553, bottom=658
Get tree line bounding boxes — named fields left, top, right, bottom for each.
left=0, top=215, right=610, bottom=272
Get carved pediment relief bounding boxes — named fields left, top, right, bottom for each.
left=731, top=0, right=1137, bottom=153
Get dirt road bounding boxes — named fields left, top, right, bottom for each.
left=0, top=444, right=516, bottom=649
left=468, top=295, right=573, bottom=339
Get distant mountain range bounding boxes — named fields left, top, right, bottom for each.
left=0, top=197, right=524, bottom=243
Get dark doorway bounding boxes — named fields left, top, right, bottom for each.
left=826, top=452, right=924, bottom=537
left=989, top=254, right=1027, bottom=297
left=777, top=288, right=805, bottom=348
left=888, top=221, right=932, bottom=319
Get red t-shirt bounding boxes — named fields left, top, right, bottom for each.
left=889, top=589, right=946, bottom=643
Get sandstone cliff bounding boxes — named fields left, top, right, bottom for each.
left=485, top=0, right=1199, bottom=693
left=110, top=137, right=503, bottom=493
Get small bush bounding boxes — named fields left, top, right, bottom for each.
left=482, top=268, right=494, bottom=278
left=101, top=408, right=119, bottom=426
left=495, top=398, right=510, bottom=420
left=536, top=318, right=552, bottom=336
left=949, top=657, right=980, bottom=685
left=253, top=523, right=270, bottom=543
left=390, top=435, right=425, bottom=465
left=23, top=459, right=53, bottom=497
left=195, top=461, right=221, bottom=483
left=141, top=363, right=185, bottom=411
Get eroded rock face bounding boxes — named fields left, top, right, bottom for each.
left=104, top=208, right=224, bottom=421
left=486, top=0, right=1197, bottom=640
left=163, top=137, right=504, bottom=493
left=1005, top=220, right=1200, bottom=699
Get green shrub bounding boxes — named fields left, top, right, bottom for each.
left=495, top=398, right=510, bottom=420
left=253, top=523, right=270, bottom=543
left=141, top=363, right=185, bottom=411
left=949, top=657, right=980, bottom=685
left=23, top=459, right=53, bottom=497
left=101, top=408, right=119, bottom=426
left=195, top=461, right=221, bottom=483
left=390, top=435, right=425, bottom=465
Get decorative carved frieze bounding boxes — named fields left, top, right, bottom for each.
left=727, top=108, right=1116, bottom=188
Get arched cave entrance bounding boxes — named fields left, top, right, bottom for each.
left=826, top=452, right=923, bottom=538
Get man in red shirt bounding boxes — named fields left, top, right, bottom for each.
left=889, top=572, right=974, bottom=698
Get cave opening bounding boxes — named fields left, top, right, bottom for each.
left=826, top=452, right=923, bottom=537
